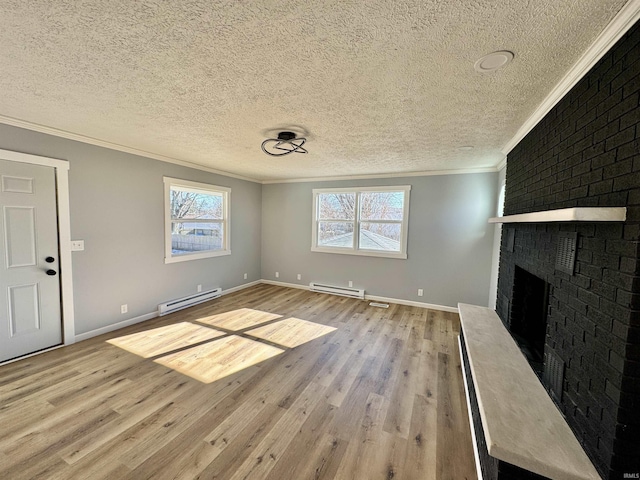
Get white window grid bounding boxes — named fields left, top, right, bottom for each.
left=311, top=185, right=410, bottom=259
left=163, top=177, right=231, bottom=264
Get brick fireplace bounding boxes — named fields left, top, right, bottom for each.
left=496, top=20, right=640, bottom=480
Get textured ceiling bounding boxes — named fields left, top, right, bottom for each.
left=0, top=0, right=630, bottom=181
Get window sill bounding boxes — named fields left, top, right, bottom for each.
left=165, top=249, right=231, bottom=264
left=311, top=246, right=407, bottom=260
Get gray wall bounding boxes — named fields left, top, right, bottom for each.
left=0, top=122, right=498, bottom=337
left=261, top=173, right=498, bottom=308
left=0, top=124, right=262, bottom=335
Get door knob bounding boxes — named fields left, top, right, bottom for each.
left=46, top=269, right=57, bottom=276
left=45, top=256, right=55, bottom=263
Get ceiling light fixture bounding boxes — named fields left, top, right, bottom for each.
left=261, top=131, right=308, bottom=156
left=474, top=50, right=514, bottom=73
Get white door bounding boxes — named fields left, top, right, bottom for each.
left=0, top=159, right=62, bottom=362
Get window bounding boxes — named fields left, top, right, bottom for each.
left=164, top=177, right=230, bottom=263
left=311, top=186, right=410, bottom=259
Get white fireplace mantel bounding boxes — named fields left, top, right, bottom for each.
left=458, top=303, right=602, bottom=480
left=489, top=207, right=627, bottom=224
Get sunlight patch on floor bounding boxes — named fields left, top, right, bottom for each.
left=107, top=309, right=338, bottom=383
left=154, top=335, right=284, bottom=383
left=107, top=322, right=226, bottom=358
left=246, top=317, right=337, bottom=348
left=195, top=308, right=282, bottom=331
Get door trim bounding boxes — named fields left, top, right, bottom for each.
left=0, top=148, right=75, bottom=345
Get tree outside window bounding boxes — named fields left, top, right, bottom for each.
left=164, top=178, right=230, bottom=263
left=312, top=186, right=410, bottom=259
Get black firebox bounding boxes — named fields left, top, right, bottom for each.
left=509, top=266, right=549, bottom=379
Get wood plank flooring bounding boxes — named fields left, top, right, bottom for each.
left=0, top=284, right=476, bottom=480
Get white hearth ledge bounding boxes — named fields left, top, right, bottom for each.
left=458, top=303, right=602, bottom=480
left=489, top=207, right=626, bottom=224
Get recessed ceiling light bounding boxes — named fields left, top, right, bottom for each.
left=474, top=50, right=514, bottom=73
left=458, top=146, right=474, bottom=151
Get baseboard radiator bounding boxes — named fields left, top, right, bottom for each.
left=309, top=282, right=365, bottom=299
left=158, top=287, right=222, bottom=316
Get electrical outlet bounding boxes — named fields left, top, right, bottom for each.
left=275, top=272, right=279, bottom=278
left=348, top=280, right=353, bottom=287
left=120, top=304, right=128, bottom=314
left=197, top=284, right=202, bottom=292
left=70, top=240, right=85, bottom=251
left=297, top=274, right=301, bottom=280
left=418, top=289, right=424, bottom=297
left=244, top=273, right=248, bottom=280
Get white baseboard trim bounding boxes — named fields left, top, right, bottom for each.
left=221, top=280, right=262, bottom=296
left=72, top=280, right=458, bottom=344
left=259, top=279, right=458, bottom=313
left=75, top=311, right=158, bottom=342
left=74, top=281, right=262, bottom=343
left=365, top=294, right=458, bottom=313
left=260, top=279, right=310, bottom=290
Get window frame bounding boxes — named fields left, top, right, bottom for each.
left=311, top=185, right=411, bottom=259
left=163, top=177, right=231, bottom=264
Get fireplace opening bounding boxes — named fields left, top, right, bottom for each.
left=510, top=266, right=550, bottom=379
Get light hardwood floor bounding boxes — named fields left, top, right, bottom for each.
left=0, top=284, right=477, bottom=480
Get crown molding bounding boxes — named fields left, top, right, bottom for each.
left=2, top=3, right=637, bottom=186
left=261, top=166, right=499, bottom=184
left=1, top=114, right=500, bottom=184
left=0, top=114, right=262, bottom=184
left=502, top=0, right=640, bottom=155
